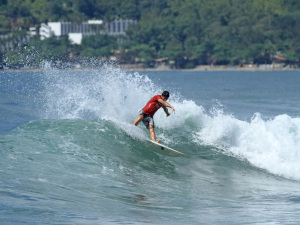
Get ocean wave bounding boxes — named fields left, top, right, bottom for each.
left=20, top=63, right=300, bottom=181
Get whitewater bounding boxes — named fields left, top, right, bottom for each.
left=1, top=64, right=300, bottom=224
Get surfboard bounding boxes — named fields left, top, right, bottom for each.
left=147, top=140, right=185, bottom=157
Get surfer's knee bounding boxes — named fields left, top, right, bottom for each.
left=133, top=116, right=143, bottom=126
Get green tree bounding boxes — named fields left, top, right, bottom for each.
left=81, top=34, right=117, bottom=57
left=1, top=0, right=300, bottom=67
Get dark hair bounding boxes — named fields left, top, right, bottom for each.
left=162, top=91, right=169, bottom=98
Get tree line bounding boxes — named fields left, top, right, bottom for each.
left=1, top=0, right=300, bottom=69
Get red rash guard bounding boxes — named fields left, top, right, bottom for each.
left=142, top=95, right=163, bottom=116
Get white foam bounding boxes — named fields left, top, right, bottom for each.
left=193, top=110, right=300, bottom=181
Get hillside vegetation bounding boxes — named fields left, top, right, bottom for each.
left=1, top=0, right=299, bottom=68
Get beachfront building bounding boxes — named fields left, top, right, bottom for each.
left=0, top=19, right=136, bottom=52
left=39, top=19, right=136, bottom=44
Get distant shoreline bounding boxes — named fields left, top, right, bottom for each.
left=121, top=64, right=299, bottom=72
left=1, top=64, right=299, bottom=73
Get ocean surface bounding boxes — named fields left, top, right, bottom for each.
left=1, top=64, right=300, bottom=224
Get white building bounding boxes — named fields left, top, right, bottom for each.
left=37, top=19, right=136, bottom=44
left=40, top=23, right=53, bottom=40
left=29, top=27, right=37, bottom=36
left=68, top=33, right=83, bottom=45
left=87, top=20, right=103, bottom=25
left=105, top=19, right=136, bottom=35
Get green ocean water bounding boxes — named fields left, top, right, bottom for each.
left=1, top=66, right=300, bottom=224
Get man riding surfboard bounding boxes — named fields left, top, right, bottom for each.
left=133, top=91, right=175, bottom=143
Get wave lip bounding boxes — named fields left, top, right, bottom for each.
left=194, top=110, right=300, bottom=181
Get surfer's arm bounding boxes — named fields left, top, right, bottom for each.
left=158, top=99, right=175, bottom=115
left=162, top=105, right=170, bottom=116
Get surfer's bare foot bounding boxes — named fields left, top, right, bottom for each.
left=156, top=140, right=161, bottom=144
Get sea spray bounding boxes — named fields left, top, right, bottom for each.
left=41, top=62, right=158, bottom=121
left=40, top=61, right=168, bottom=141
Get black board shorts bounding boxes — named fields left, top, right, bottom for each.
left=139, top=109, right=155, bottom=128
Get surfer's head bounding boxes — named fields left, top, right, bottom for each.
left=162, top=91, right=169, bottom=100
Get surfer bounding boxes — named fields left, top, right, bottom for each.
left=133, top=91, right=175, bottom=143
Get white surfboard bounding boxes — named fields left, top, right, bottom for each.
left=147, top=140, right=185, bottom=157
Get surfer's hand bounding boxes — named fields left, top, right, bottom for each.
left=171, top=107, right=175, bottom=114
